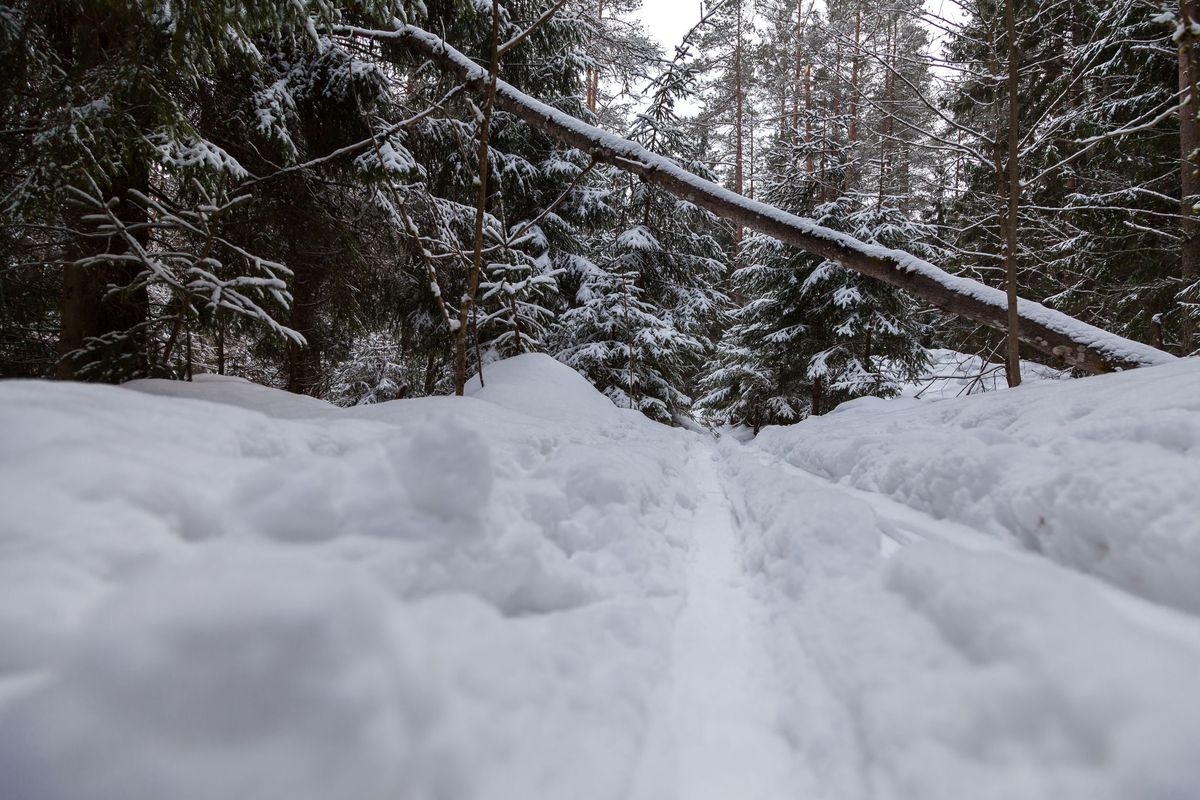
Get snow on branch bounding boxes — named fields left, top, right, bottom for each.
left=335, top=23, right=1176, bottom=374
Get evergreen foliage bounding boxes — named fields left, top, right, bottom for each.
left=0, top=0, right=1192, bottom=425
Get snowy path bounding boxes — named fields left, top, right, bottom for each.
left=633, top=431, right=1200, bottom=800
left=630, top=440, right=797, bottom=800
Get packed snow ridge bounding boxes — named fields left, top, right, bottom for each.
left=1, top=353, right=1199, bottom=800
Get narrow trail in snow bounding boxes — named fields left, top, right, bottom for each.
left=629, top=438, right=796, bottom=800
left=632, top=432, right=1200, bottom=800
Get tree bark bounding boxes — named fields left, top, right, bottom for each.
left=1004, top=0, right=1022, bottom=386
left=792, top=2, right=803, bottom=143
left=1179, top=0, right=1200, bottom=355
left=57, top=163, right=151, bottom=382
left=847, top=10, right=862, bottom=189
left=733, top=0, right=745, bottom=271
left=586, top=0, right=603, bottom=113
left=454, top=0, right=502, bottom=395
left=53, top=6, right=151, bottom=382
left=804, top=63, right=814, bottom=176
left=286, top=266, right=323, bottom=395
left=345, top=23, right=1177, bottom=374
left=877, top=18, right=894, bottom=204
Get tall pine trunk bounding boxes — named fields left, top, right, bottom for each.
left=792, top=2, right=803, bottom=143
left=286, top=265, right=323, bottom=395
left=847, top=10, right=862, bottom=189
left=586, top=0, right=603, bottom=113
left=733, top=0, right=745, bottom=271
left=1179, top=0, right=1200, bottom=354
left=455, top=0, right=501, bottom=395
left=1003, top=0, right=1022, bottom=387
left=55, top=10, right=151, bottom=382
left=57, top=162, right=150, bottom=381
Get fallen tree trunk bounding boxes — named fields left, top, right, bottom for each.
left=339, top=23, right=1176, bottom=374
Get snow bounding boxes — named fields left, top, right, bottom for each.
left=2, top=354, right=1200, bottom=799
left=152, top=134, right=249, bottom=179
left=0, top=356, right=696, bottom=800
left=353, top=139, right=420, bottom=176
left=895, top=346, right=1069, bottom=400
left=629, top=445, right=796, bottom=800
left=717, top=436, right=1200, bottom=800
left=752, top=357, right=1200, bottom=613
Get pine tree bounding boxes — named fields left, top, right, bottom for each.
left=698, top=0, right=933, bottom=428
left=0, top=0, right=414, bottom=382
left=552, top=20, right=732, bottom=423
left=937, top=0, right=1186, bottom=357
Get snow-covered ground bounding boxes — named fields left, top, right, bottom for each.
left=1, top=354, right=1199, bottom=799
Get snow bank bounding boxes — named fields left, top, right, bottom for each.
left=753, top=359, right=1200, bottom=612
left=466, top=351, right=621, bottom=423
left=718, top=441, right=1200, bottom=800
left=0, top=354, right=697, bottom=800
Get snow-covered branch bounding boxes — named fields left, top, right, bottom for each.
left=335, top=23, right=1175, bottom=374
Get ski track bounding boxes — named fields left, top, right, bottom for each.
left=630, top=438, right=797, bottom=800
left=631, top=430, right=1200, bottom=800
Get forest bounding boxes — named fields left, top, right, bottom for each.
left=0, top=0, right=1194, bottom=425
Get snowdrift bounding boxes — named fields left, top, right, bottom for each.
left=0, top=355, right=698, bottom=800
left=719, top=440, right=1200, bottom=800
left=754, top=358, right=1200, bottom=612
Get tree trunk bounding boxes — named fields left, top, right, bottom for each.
left=847, top=10, right=862, bottom=188
left=1004, top=0, right=1022, bottom=387
left=877, top=18, right=896, bottom=204
left=805, top=63, right=814, bottom=175
left=216, top=317, right=226, bottom=376
left=286, top=266, right=323, bottom=395
left=792, top=2, right=803, bottom=143
left=454, top=0, right=501, bottom=395
left=57, top=162, right=151, bottom=382
left=423, top=350, right=438, bottom=395
left=1179, top=0, right=1200, bottom=354
left=586, top=0, right=603, bottom=113
left=733, top=0, right=745, bottom=271
left=52, top=6, right=151, bottom=383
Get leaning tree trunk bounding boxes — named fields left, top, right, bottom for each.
left=340, top=24, right=1177, bottom=375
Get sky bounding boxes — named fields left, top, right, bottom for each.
left=634, top=2, right=705, bottom=54
left=634, top=0, right=963, bottom=58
